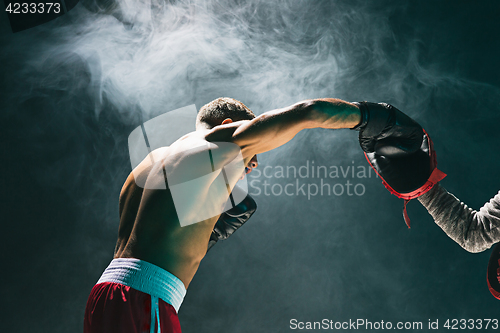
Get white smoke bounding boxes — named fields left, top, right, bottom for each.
left=3, top=1, right=407, bottom=120
left=2, top=1, right=500, bottom=332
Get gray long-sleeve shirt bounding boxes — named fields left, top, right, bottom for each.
left=418, top=183, right=500, bottom=253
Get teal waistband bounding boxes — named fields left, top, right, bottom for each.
left=97, top=258, right=186, bottom=313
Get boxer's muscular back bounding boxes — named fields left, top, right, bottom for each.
left=114, top=130, right=244, bottom=289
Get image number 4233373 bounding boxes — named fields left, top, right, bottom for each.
left=4, top=0, right=79, bottom=32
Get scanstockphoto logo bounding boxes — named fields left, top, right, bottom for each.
left=248, top=160, right=378, bottom=199
left=127, top=105, right=249, bottom=227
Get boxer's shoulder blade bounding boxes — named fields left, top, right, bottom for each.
left=162, top=135, right=242, bottom=187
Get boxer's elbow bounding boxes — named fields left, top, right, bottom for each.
left=461, top=240, right=486, bottom=253
left=462, top=220, right=494, bottom=253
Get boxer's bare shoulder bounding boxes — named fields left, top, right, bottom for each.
left=113, top=130, right=245, bottom=288
left=112, top=98, right=360, bottom=288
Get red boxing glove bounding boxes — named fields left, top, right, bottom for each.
left=487, top=242, right=500, bottom=300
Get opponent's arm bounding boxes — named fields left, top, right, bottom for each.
left=418, top=184, right=500, bottom=253
left=205, top=98, right=361, bottom=157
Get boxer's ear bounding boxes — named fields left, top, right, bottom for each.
left=4, top=0, right=80, bottom=33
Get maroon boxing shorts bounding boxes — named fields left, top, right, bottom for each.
left=84, top=258, right=186, bottom=333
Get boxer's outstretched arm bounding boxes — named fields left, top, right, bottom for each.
left=418, top=183, right=500, bottom=253
left=205, top=98, right=360, bottom=157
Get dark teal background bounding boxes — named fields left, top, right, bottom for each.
left=1, top=1, right=500, bottom=332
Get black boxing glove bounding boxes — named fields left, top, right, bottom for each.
left=207, top=192, right=257, bottom=251
left=352, top=102, right=424, bottom=157
left=352, top=102, right=446, bottom=227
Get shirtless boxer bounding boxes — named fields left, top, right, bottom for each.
left=84, top=97, right=421, bottom=332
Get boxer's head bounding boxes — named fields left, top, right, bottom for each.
left=197, top=97, right=258, bottom=176
left=196, top=97, right=255, bottom=130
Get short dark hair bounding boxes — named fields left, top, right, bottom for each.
left=197, top=97, right=255, bottom=129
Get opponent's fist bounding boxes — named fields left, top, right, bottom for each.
left=207, top=192, right=257, bottom=251
left=352, top=102, right=424, bottom=157
left=487, top=242, right=500, bottom=300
